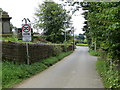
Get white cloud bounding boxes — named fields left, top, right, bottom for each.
left=0, top=0, right=42, bottom=27
left=0, top=0, right=85, bottom=35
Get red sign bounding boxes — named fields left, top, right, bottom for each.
left=22, top=24, right=30, bottom=32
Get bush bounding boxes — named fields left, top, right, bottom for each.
left=52, top=45, right=62, bottom=56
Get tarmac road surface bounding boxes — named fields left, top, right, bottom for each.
left=14, top=46, right=104, bottom=88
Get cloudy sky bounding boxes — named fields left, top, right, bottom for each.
left=0, top=0, right=85, bottom=35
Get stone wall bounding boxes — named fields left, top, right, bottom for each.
left=2, top=41, right=73, bottom=64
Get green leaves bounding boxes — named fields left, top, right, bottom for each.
left=2, top=51, right=73, bottom=88
left=81, top=2, right=120, bottom=88
left=81, top=2, right=120, bottom=61
left=34, top=1, right=71, bottom=43
left=96, top=60, right=120, bottom=88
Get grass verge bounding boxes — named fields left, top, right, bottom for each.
left=2, top=51, right=73, bottom=88
left=89, top=49, right=100, bottom=56
left=96, top=59, right=120, bottom=88
left=76, top=43, right=88, bottom=46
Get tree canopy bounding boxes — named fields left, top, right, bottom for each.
left=81, top=2, right=120, bottom=66
left=80, top=2, right=120, bottom=88
left=34, top=1, right=71, bottom=43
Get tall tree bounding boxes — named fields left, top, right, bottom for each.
left=34, top=0, right=71, bottom=43
left=80, top=2, right=120, bottom=64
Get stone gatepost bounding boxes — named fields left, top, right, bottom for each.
left=0, top=8, right=12, bottom=37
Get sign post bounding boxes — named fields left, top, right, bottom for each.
left=26, top=42, right=29, bottom=65
left=22, top=18, right=32, bottom=65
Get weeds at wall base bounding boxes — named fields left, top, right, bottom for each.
left=2, top=51, right=73, bottom=88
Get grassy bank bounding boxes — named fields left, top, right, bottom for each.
left=89, top=49, right=100, bottom=56
left=2, top=51, right=73, bottom=88
left=1, top=37, right=71, bottom=45
left=89, top=49, right=120, bottom=88
left=96, top=59, right=120, bottom=88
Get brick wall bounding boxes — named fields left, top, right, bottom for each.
left=2, top=41, right=73, bottom=64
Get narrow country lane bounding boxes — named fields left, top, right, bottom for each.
left=13, top=46, right=104, bottom=88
